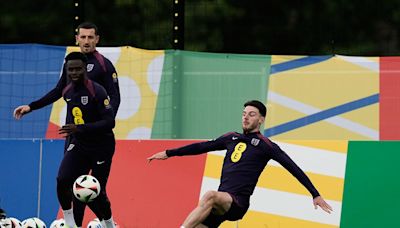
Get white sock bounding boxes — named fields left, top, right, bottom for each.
left=62, top=208, right=76, bottom=228
left=104, top=217, right=116, bottom=228
left=100, top=220, right=106, bottom=228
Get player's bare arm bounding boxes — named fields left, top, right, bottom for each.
left=313, top=196, right=333, bottom=214
left=147, top=151, right=169, bottom=163
left=13, top=105, right=31, bottom=120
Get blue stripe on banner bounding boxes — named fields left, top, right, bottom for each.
left=270, top=55, right=333, bottom=75
left=264, top=94, right=379, bottom=137
left=0, top=44, right=66, bottom=138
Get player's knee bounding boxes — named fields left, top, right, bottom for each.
left=201, top=190, right=218, bottom=205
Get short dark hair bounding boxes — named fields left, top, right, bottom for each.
left=65, top=52, right=87, bottom=64
left=77, top=22, right=99, bottom=35
left=0, top=208, right=6, bottom=219
left=244, top=100, right=267, bottom=117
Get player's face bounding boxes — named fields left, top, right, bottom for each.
left=242, top=106, right=264, bottom=133
left=76, top=28, right=99, bottom=54
left=66, top=59, right=86, bottom=83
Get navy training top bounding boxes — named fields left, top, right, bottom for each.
left=29, top=50, right=120, bottom=116
left=166, top=131, right=320, bottom=206
left=62, top=79, right=115, bottom=148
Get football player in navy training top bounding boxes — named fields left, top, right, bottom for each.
left=15, top=52, right=117, bottom=228
left=147, top=100, right=333, bottom=228
left=13, top=22, right=120, bottom=227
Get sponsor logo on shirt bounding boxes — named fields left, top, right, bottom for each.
left=231, top=142, right=247, bottom=162
left=67, top=144, right=75, bottom=151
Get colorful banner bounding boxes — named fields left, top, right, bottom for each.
left=2, top=139, right=399, bottom=227
left=265, top=55, right=379, bottom=140
left=1, top=44, right=400, bottom=140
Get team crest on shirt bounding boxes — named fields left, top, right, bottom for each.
left=81, top=96, right=88, bottom=105
left=87, top=64, right=94, bottom=72
left=251, top=138, right=260, bottom=146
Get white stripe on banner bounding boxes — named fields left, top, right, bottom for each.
left=208, top=141, right=347, bottom=178
left=97, top=47, right=121, bottom=66
left=335, top=55, right=379, bottom=72
left=267, top=91, right=379, bottom=139
left=269, top=142, right=347, bottom=178
left=200, top=177, right=341, bottom=226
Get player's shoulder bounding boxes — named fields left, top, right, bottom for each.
left=91, top=80, right=107, bottom=92
left=93, top=51, right=113, bottom=64
left=222, top=131, right=240, bottom=137
left=84, top=79, right=106, bottom=97
left=255, top=132, right=275, bottom=148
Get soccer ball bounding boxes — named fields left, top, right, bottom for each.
left=8, top=218, right=22, bottom=228
left=73, top=175, right=101, bottom=203
left=86, top=218, right=102, bottom=228
left=21, top=218, right=46, bottom=228
left=0, top=218, right=12, bottom=228
left=49, top=219, right=65, bottom=228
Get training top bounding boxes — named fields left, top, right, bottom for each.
left=62, top=79, right=115, bottom=148
left=29, top=50, right=120, bottom=116
left=166, top=131, right=320, bottom=205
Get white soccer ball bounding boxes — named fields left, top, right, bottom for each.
left=87, top=218, right=102, bottom=228
left=0, top=218, right=12, bottom=228
left=21, top=218, right=46, bottom=228
left=49, top=219, right=65, bottom=228
left=8, top=218, right=22, bottom=228
left=73, top=175, right=101, bottom=203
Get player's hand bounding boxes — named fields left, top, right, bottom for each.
left=313, top=196, right=333, bottom=214
left=147, top=151, right=168, bottom=164
left=59, top=124, right=78, bottom=137
left=13, top=105, right=31, bottom=120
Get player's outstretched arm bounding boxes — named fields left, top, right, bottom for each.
left=13, top=105, right=31, bottom=120
left=147, top=151, right=169, bottom=163
left=313, top=196, right=333, bottom=214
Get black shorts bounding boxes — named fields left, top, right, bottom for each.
left=202, top=193, right=249, bottom=228
left=57, top=136, right=115, bottom=188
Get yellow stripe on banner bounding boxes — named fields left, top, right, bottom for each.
left=219, top=210, right=338, bottom=228
left=204, top=154, right=344, bottom=201
left=271, top=55, right=307, bottom=66
left=276, top=140, right=348, bottom=154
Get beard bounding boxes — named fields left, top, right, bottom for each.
left=242, top=122, right=259, bottom=133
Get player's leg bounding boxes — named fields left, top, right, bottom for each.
left=182, top=190, right=233, bottom=228
left=87, top=144, right=115, bottom=228
left=73, top=183, right=88, bottom=227
left=57, top=142, right=90, bottom=228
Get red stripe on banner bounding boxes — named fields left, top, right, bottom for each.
left=45, top=121, right=63, bottom=139
left=380, top=57, right=400, bottom=140
left=80, top=139, right=207, bottom=227
left=49, top=139, right=207, bottom=227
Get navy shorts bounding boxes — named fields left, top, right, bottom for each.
left=202, top=193, right=249, bottom=228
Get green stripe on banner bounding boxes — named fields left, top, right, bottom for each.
left=152, top=50, right=271, bottom=139
left=341, top=141, right=400, bottom=228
